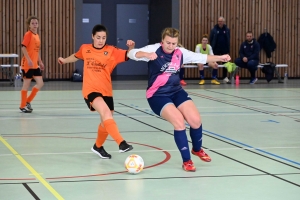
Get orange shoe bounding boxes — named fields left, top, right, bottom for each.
left=180, top=80, right=187, bottom=86
left=182, top=160, right=196, bottom=172
left=192, top=148, right=211, bottom=162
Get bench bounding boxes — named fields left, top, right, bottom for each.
left=0, top=64, right=20, bottom=85
left=182, top=63, right=288, bottom=83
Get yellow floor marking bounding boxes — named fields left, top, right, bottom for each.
left=0, top=136, right=64, bottom=200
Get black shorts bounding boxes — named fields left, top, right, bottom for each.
left=22, top=68, right=42, bottom=79
left=84, top=92, right=114, bottom=111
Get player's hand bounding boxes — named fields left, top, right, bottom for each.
left=39, top=62, right=45, bottom=71
left=27, top=59, right=33, bottom=67
left=58, top=57, right=65, bottom=65
left=220, top=54, right=231, bottom=62
left=146, top=52, right=157, bottom=60
left=242, top=57, right=248, bottom=62
left=126, top=40, right=135, bottom=49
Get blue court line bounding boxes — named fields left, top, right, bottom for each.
left=203, top=129, right=300, bottom=166
left=126, top=103, right=300, bottom=166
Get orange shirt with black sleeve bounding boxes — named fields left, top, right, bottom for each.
left=21, top=31, right=40, bottom=70
left=74, top=44, right=128, bottom=98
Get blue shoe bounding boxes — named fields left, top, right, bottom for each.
left=250, top=78, right=258, bottom=84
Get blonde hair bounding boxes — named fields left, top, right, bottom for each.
left=161, top=27, right=180, bottom=40
left=26, top=16, right=38, bottom=28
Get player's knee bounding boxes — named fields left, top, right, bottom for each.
left=198, top=64, right=204, bottom=70
left=172, top=118, right=186, bottom=130
left=188, top=117, right=202, bottom=129
left=38, top=81, right=44, bottom=88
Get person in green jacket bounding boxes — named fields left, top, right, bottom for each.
left=195, top=34, right=220, bottom=85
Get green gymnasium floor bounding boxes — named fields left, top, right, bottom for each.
left=0, top=79, right=300, bottom=200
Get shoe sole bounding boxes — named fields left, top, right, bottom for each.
left=91, top=147, right=111, bottom=159
left=191, top=151, right=212, bottom=162
left=20, top=108, right=32, bottom=113
left=182, top=166, right=196, bottom=172
left=119, top=146, right=133, bottom=153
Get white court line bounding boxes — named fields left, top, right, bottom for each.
left=1, top=112, right=300, bottom=121
left=1, top=105, right=300, bottom=112
left=0, top=146, right=299, bottom=157
left=0, top=113, right=276, bottom=121
left=1, top=105, right=300, bottom=110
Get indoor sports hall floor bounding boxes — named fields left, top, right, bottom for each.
left=1, top=79, right=300, bottom=200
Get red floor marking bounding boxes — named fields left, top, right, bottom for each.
left=4, top=135, right=171, bottom=180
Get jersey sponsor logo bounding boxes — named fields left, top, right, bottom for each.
left=181, top=147, right=188, bottom=150
left=86, top=50, right=91, bottom=53
left=104, top=51, right=108, bottom=55
left=165, top=66, right=178, bottom=73
left=160, top=62, right=180, bottom=74
left=86, top=60, right=107, bottom=72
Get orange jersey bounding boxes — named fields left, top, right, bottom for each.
left=21, top=31, right=40, bottom=70
left=75, top=44, right=128, bottom=98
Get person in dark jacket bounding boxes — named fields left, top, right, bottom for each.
left=209, top=16, right=231, bottom=83
left=235, top=31, right=260, bottom=84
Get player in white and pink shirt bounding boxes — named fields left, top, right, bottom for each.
left=128, top=27, right=231, bottom=172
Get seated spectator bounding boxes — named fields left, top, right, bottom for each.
left=234, top=31, right=260, bottom=84
left=195, top=34, right=219, bottom=85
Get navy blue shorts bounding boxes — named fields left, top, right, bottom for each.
left=147, top=89, right=192, bottom=116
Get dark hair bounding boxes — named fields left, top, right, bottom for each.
left=246, top=31, right=253, bottom=35
left=26, top=16, right=38, bottom=28
left=202, top=34, right=209, bottom=39
left=92, top=24, right=108, bottom=36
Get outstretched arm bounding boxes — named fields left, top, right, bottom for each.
left=127, top=43, right=160, bottom=62
left=181, top=47, right=231, bottom=64
left=135, top=51, right=157, bottom=60
left=58, top=54, right=79, bottom=65
left=207, top=54, right=231, bottom=63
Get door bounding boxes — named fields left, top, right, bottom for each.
left=116, top=4, right=149, bottom=76
left=82, top=3, right=101, bottom=44
left=76, top=3, right=101, bottom=74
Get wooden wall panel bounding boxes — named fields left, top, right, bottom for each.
left=180, top=0, right=300, bottom=78
left=0, top=0, right=75, bottom=80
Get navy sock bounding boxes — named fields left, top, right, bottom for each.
left=190, top=125, right=203, bottom=152
left=174, top=130, right=190, bottom=162
left=199, top=70, right=204, bottom=79
left=212, top=69, right=218, bottom=79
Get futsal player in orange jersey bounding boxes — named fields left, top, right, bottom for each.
left=58, top=24, right=134, bottom=159
left=20, top=16, right=44, bottom=113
